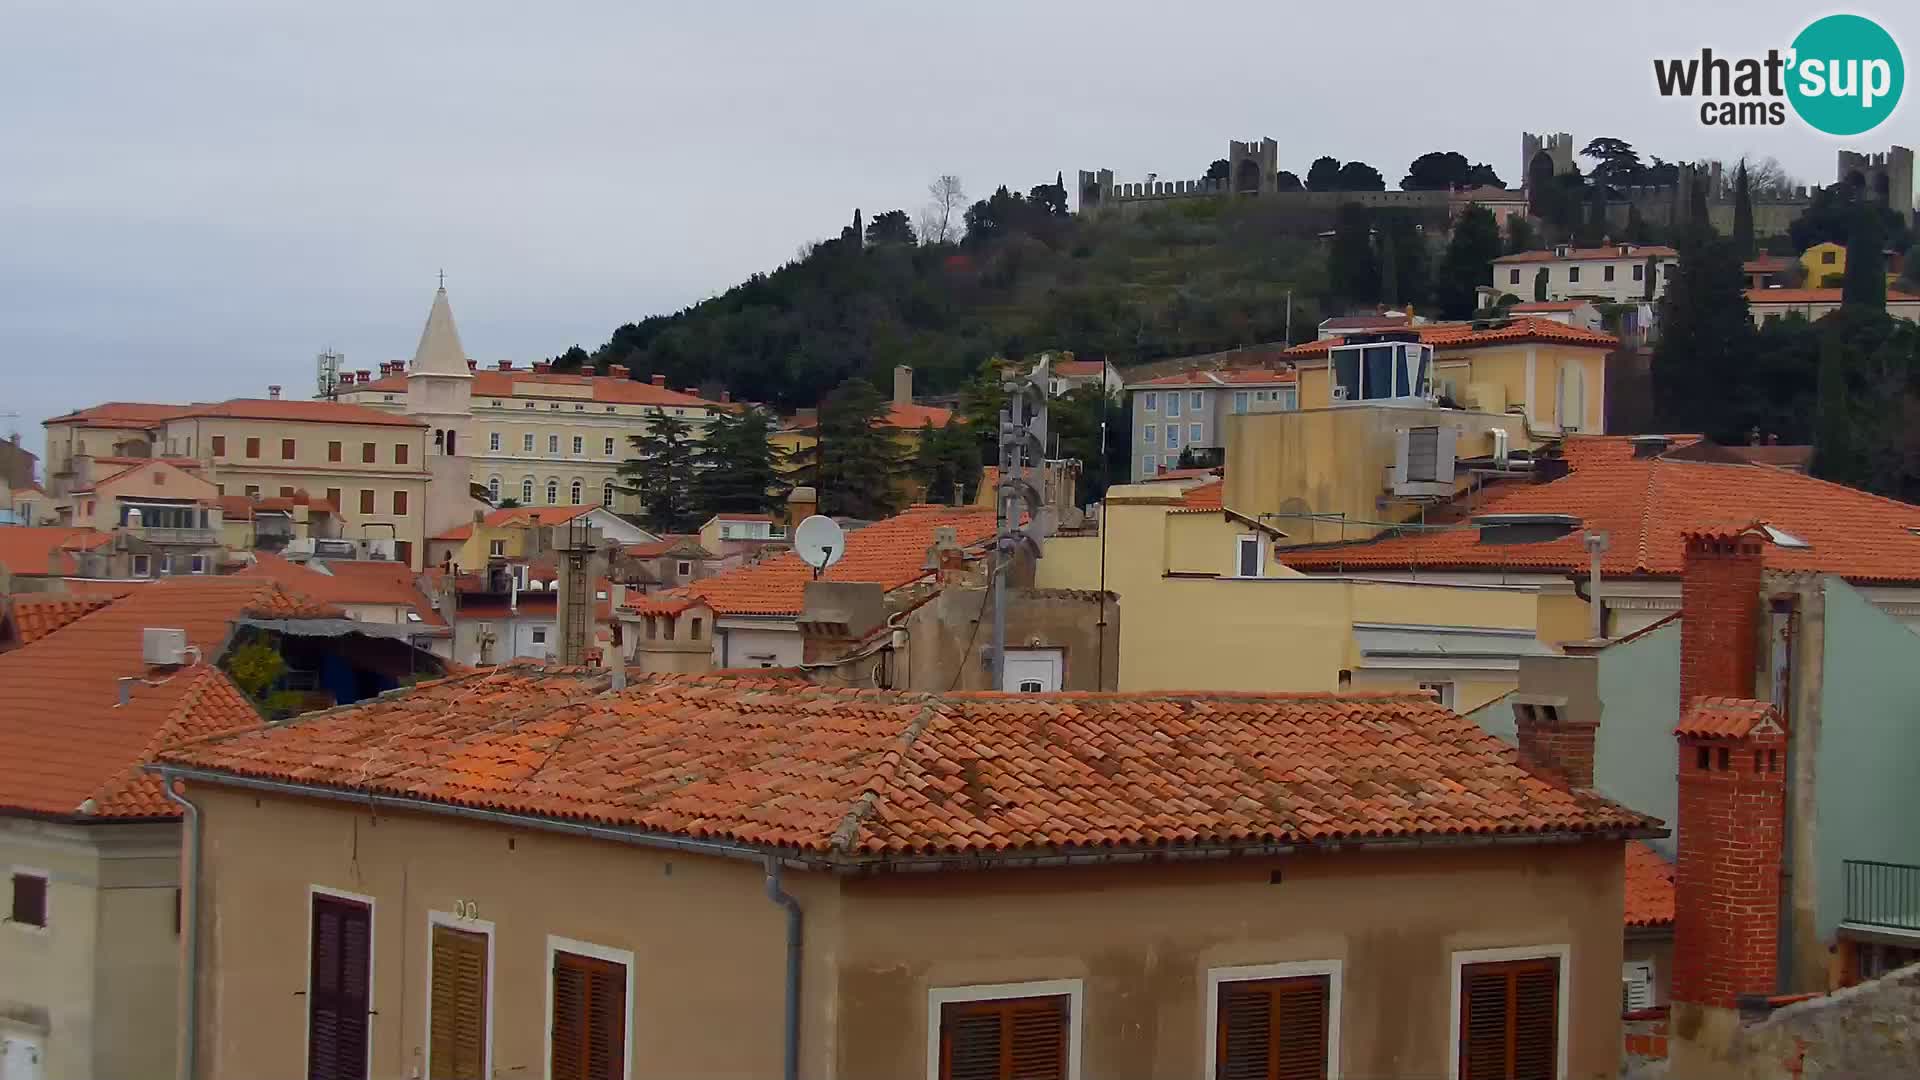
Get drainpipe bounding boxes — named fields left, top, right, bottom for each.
left=763, top=856, right=803, bottom=1080
left=163, top=774, right=202, bottom=1080
left=1582, top=530, right=1609, bottom=639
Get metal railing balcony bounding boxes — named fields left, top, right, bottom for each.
left=1843, top=860, right=1920, bottom=933
left=126, top=525, right=219, bottom=546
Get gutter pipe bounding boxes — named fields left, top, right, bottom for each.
left=763, top=856, right=804, bottom=1080
left=163, top=777, right=202, bottom=1080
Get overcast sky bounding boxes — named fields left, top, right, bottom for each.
left=3, top=0, right=1913, bottom=453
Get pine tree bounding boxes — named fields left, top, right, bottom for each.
left=619, top=411, right=697, bottom=533
left=912, top=420, right=981, bottom=506
left=1434, top=204, right=1501, bottom=317
left=813, top=377, right=905, bottom=519
left=1732, top=161, right=1755, bottom=259
left=1843, top=201, right=1888, bottom=310
left=691, top=408, right=787, bottom=519
left=1653, top=233, right=1754, bottom=436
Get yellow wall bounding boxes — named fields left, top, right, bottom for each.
left=1037, top=487, right=1544, bottom=701
left=1801, top=242, right=1846, bottom=286
left=1294, top=341, right=1607, bottom=435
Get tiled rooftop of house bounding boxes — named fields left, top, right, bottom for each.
left=157, top=670, right=1657, bottom=863
left=1174, top=479, right=1224, bottom=512
left=1050, top=358, right=1109, bottom=377
left=1675, top=697, right=1780, bottom=739
left=0, top=527, right=115, bottom=574
left=3, top=593, right=115, bottom=645
left=1625, top=841, right=1675, bottom=927
left=431, top=504, right=599, bottom=541
left=1492, top=245, right=1678, bottom=264
left=169, top=398, right=428, bottom=427
left=1129, top=368, right=1297, bottom=388
left=684, top=503, right=997, bottom=616
left=1285, top=316, right=1618, bottom=358
left=1278, top=435, right=1920, bottom=584
left=884, top=402, right=955, bottom=429
left=347, top=368, right=721, bottom=409
left=238, top=553, right=447, bottom=628
left=44, top=402, right=195, bottom=427
left=0, top=577, right=341, bottom=819
left=1745, top=288, right=1920, bottom=304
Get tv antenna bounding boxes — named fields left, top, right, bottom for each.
left=794, top=515, right=846, bottom=580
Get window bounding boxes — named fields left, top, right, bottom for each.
left=1632, top=264, right=1644, bottom=281
left=1189, top=423, right=1202, bottom=443
left=1567, top=266, right=1580, bottom=284
left=1234, top=535, right=1265, bottom=577
left=132, top=554, right=151, bottom=577
left=1234, top=391, right=1249, bottom=414
left=363, top=442, right=376, bottom=463
left=1509, top=268, right=1521, bottom=285
left=1189, top=391, right=1204, bottom=411
left=393, top=491, right=408, bottom=515
left=489, top=540, right=506, bottom=557
left=604, top=437, right=615, bottom=456
left=1276, top=387, right=1298, bottom=411
left=159, top=554, right=174, bottom=575
left=1603, top=265, right=1615, bottom=282
left=308, top=890, right=373, bottom=1080
left=394, top=443, right=409, bottom=465
left=487, top=477, right=500, bottom=500
left=246, top=437, right=261, bottom=459
left=548, top=435, right=560, bottom=454
left=1621, top=962, right=1654, bottom=1013
left=281, top=486, right=296, bottom=498
left=1823, top=249, right=1837, bottom=265
left=282, top=438, right=296, bottom=459
left=1420, top=681, right=1457, bottom=709
left=428, top=918, right=491, bottom=1080
left=328, top=441, right=343, bottom=462
left=522, top=478, right=534, bottom=503
left=326, top=488, right=342, bottom=509
left=570, top=481, right=583, bottom=504
left=602, top=483, right=615, bottom=507
left=1456, top=952, right=1562, bottom=1080
left=489, top=432, right=501, bottom=452
left=930, top=982, right=1077, bottom=1080
left=9, top=870, right=47, bottom=929
left=523, top=433, right=535, bottom=452
left=1143, top=392, right=1158, bottom=412
left=1140, top=455, right=1154, bottom=477
left=360, top=490, right=375, bottom=515
left=1210, top=964, right=1337, bottom=1080
left=191, top=554, right=207, bottom=574
left=211, top=435, right=226, bottom=456
left=1142, top=425, right=1156, bottom=445
left=1166, top=394, right=1181, bottom=418
left=676, top=560, right=692, bottom=577
left=571, top=436, right=584, bottom=455
left=532, top=627, right=547, bottom=645
left=1663, top=263, right=1675, bottom=279
left=549, top=944, right=628, bottom=1080
left=1167, top=426, right=1180, bottom=449
left=245, top=485, right=261, bottom=498
left=538, top=480, right=554, bottom=504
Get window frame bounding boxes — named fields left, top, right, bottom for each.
left=1189, top=422, right=1202, bottom=443
left=1166, top=393, right=1182, bottom=418
left=1448, top=945, right=1569, bottom=1080
left=426, top=908, right=495, bottom=1080
left=1142, top=391, right=1158, bottom=412
left=1202, top=959, right=1342, bottom=1080
left=131, top=554, right=151, bottom=577
left=8, top=866, right=50, bottom=933
left=544, top=935, right=634, bottom=1080
left=1189, top=390, right=1204, bottom=411
left=925, top=978, right=1083, bottom=1080
left=1235, top=534, right=1264, bottom=578
left=490, top=432, right=502, bottom=452
left=306, top=884, right=376, bottom=1080
left=1142, top=424, right=1156, bottom=446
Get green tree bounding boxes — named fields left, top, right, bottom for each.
left=1534, top=267, right=1549, bottom=302
left=551, top=344, right=591, bottom=372
left=1791, top=182, right=1912, bottom=252
left=912, top=419, right=981, bottom=506
left=1504, top=215, right=1538, bottom=255
left=691, top=408, right=787, bottom=519
left=1579, top=137, right=1643, bottom=186
left=620, top=410, right=698, bottom=533
left=865, top=209, right=916, bottom=246
left=1274, top=170, right=1304, bottom=193
left=1813, top=319, right=1863, bottom=486
left=958, top=357, right=1009, bottom=465
left=1327, top=203, right=1379, bottom=307
left=1732, top=161, right=1755, bottom=259
left=1377, top=223, right=1399, bottom=306
left=1687, top=174, right=1712, bottom=240
left=1335, top=161, right=1386, bottom=191
left=812, top=377, right=904, bottom=519
left=1306, top=156, right=1343, bottom=192
left=1402, top=151, right=1473, bottom=190
left=1844, top=201, right=1888, bottom=310
left=1050, top=385, right=1128, bottom=504
left=1206, top=159, right=1230, bottom=182
left=1625, top=203, right=1653, bottom=244
left=1653, top=234, right=1753, bottom=437
left=1434, top=204, right=1502, bottom=318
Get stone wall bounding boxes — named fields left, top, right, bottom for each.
left=1669, top=962, right=1920, bottom=1079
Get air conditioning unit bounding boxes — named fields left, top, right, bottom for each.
left=1393, top=425, right=1458, bottom=497
left=363, top=538, right=396, bottom=562
left=313, top=538, right=356, bottom=559
left=282, top=537, right=317, bottom=557
left=142, top=627, right=190, bottom=666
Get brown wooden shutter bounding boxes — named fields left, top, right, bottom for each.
left=430, top=925, right=488, bottom=1079
left=1459, top=958, right=1558, bottom=1080
left=551, top=951, right=626, bottom=1080
left=307, top=894, right=371, bottom=1080
left=938, top=995, right=1067, bottom=1080
left=1215, top=976, right=1329, bottom=1080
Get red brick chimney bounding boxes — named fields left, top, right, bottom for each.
left=650, top=374, right=667, bottom=387
left=1513, top=699, right=1598, bottom=788
left=1671, top=525, right=1786, bottom=1011
left=608, top=364, right=629, bottom=379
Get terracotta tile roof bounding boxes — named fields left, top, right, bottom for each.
left=1285, top=317, right=1618, bottom=358
left=4, top=593, right=115, bottom=644
left=686, top=505, right=997, bottom=616
left=624, top=536, right=711, bottom=559
left=1130, top=368, right=1297, bottom=388
left=1743, top=256, right=1795, bottom=272
left=1625, top=841, right=1675, bottom=927
left=1674, top=697, right=1780, bottom=739
left=1177, top=479, right=1224, bottom=511
left=0, top=527, right=116, bottom=575
left=1493, top=245, right=1678, bottom=264
left=1050, top=359, right=1110, bottom=377
left=0, top=577, right=345, bottom=818
left=433, top=504, right=598, bottom=540
left=238, top=554, right=446, bottom=627
left=43, top=402, right=193, bottom=428
left=1746, top=288, right=1920, bottom=304
left=347, top=369, right=722, bottom=410
left=1278, top=435, right=1920, bottom=584
left=167, top=398, right=427, bottom=428
left=885, top=402, right=955, bottom=429
left=1508, top=301, right=1589, bottom=313
left=623, top=595, right=701, bottom=616
left=157, top=674, right=1656, bottom=861
left=1321, top=314, right=1414, bottom=330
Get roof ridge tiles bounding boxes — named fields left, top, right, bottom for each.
left=830, top=700, right=945, bottom=854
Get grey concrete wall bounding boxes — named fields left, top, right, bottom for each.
left=904, top=585, right=1118, bottom=692
left=1594, top=621, right=1683, bottom=856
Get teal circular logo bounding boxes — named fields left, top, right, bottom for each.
left=1788, top=15, right=1903, bottom=135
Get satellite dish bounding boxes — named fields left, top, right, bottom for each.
left=794, top=515, right=847, bottom=575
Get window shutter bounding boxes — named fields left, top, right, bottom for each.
left=1512, top=966, right=1557, bottom=1080
left=939, top=995, right=1067, bottom=1080
left=1215, top=977, right=1329, bottom=1080
left=1405, top=426, right=1441, bottom=483
left=430, top=926, right=488, bottom=1079
left=308, top=895, right=371, bottom=1080
left=1460, top=958, right=1558, bottom=1080
left=552, top=951, right=626, bottom=1080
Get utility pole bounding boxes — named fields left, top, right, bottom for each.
left=989, top=357, right=1055, bottom=690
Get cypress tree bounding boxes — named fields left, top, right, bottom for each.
left=1534, top=267, right=1549, bottom=302
left=1843, top=202, right=1888, bottom=310
left=1732, top=161, right=1755, bottom=259
left=1378, top=224, right=1399, bottom=306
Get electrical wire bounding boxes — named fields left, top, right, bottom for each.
left=947, top=551, right=999, bottom=692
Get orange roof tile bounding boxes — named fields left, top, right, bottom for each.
left=686, top=505, right=997, bottom=616
left=1177, top=479, right=1224, bottom=511
left=1277, top=435, right=1920, bottom=584
left=4, top=593, right=115, bottom=644
left=1493, top=245, right=1678, bottom=264
left=43, top=402, right=194, bottom=428
left=886, top=402, right=955, bottom=429
left=1508, top=301, right=1589, bottom=313
left=1746, top=288, right=1920, bottom=304
left=1285, top=316, right=1618, bottom=358
left=1625, top=841, right=1675, bottom=927
left=1051, top=359, right=1110, bottom=377
left=1674, top=697, right=1780, bottom=739
left=157, top=674, right=1657, bottom=861
left=168, top=398, right=426, bottom=427
left=0, top=527, right=115, bottom=575
left=0, top=577, right=342, bottom=818
left=238, top=554, right=446, bottom=627
left=433, top=504, right=598, bottom=540
left=346, top=369, right=723, bottom=410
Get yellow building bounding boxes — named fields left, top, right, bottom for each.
left=426, top=504, right=656, bottom=572
left=1034, top=482, right=1555, bottom=710
left=1800, top=241, right=1847, bottom=288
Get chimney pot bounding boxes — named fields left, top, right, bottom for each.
left=467, top=359, right=477, bottom=372
left=650, top=374, right=666, bottom=387
left=608, top=364, right=629, bottom=379
left=532, top=361, right=551, bottom=374
left=498, top=360, right=512, bottom=371
left=1512, top=700, right=1597, bottom=789
left=893, top=365, right=914, bottom=408
left=268, top=385, right=282, bottom=400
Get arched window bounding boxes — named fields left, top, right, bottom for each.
left=570, top=480, right=583, bottom=504
left=546, top=480, right=559, bottom=504
left=521, top=477, right=534, bottom=503
left=602, top=482, right=615, bottom=508
left=487, top=476, right=501, bottom=501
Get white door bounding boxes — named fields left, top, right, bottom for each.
left=2, top=1035, right=43, bottom=1080
left=1001, top=649, right=1064, bottom=693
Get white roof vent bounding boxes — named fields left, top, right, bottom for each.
left=142, top=627, right=189, bottom=666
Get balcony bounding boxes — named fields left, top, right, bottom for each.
left=126, top=525, right=220, bottom=546
left=1842, top=860, right=1920, bottom=934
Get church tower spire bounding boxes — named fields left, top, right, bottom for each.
left=409, top=283, right=473, bottom=379
left=404, top=280, right=477, bottom=547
